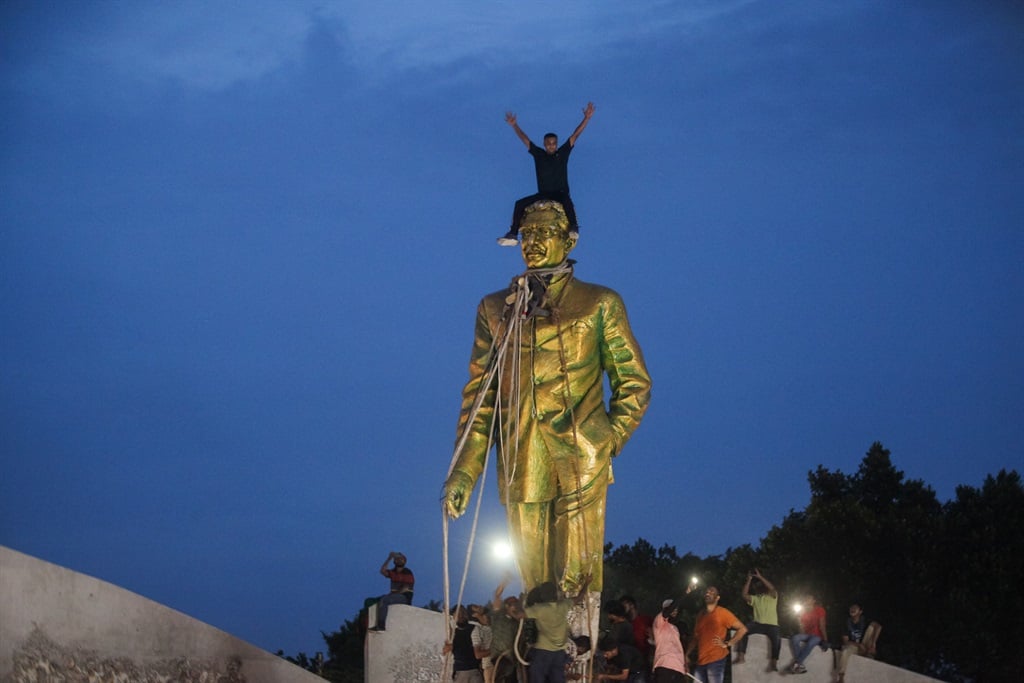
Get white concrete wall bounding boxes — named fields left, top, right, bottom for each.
left=363, top=617, right=942, bottom=683
left=0, top=545, right=940, bottom=683
left=0, top=546, right=323, bottom=683
left=727, top=633, right=940, bottom=683
left=364, top=604, right=447, bottom=683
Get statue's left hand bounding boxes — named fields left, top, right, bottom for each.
left=442, top=471, right=475, bottom=519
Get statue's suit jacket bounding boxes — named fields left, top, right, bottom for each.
left=452, top=272, right=652, bottom=504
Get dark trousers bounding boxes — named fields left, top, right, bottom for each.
left=375, top=591, right=412, bottom=628
left=493, top=653, right=521, bottom=683
left=510, top=191, right=578, bottom=233
left=528, top=648, right=567, bottom=683
left=653, top=668, right=686, bottom=683
left=736, top=621, right=781, bottom=659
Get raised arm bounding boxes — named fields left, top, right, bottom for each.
left=492, top=573, right=512, bottom=611
left=505, top=111, right=532, bottom=149
left=571, top=574, right=593, bottom=605
left=567, top=101, right=595, bottom=147
left=753, top=568, right=778, bottom=597
left=379, top=552, right=395, bottom=576
left=741, top=572, right=753, bottom=603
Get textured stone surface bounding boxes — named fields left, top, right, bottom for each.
left=364, top=604, right=447, bottom=683
left=0, top=546, right=323, bottom=683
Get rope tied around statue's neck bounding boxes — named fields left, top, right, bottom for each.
left=442, top=259, right=584, bottom=678
left=503, top=260, right=575, bottom=321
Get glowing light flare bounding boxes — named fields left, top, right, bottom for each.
left=792, top=603, right=805, bottom=614
left=491, top=539, right=513, bottom=561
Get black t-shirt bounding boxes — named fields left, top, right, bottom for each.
left=529, top=141, right=573, bottom=194
left=846, top=616, right=870, bottom=643
left=608, top=643, right=645, bottom=674
left=452, top=623, right=481, bottom=672
left=610, top=621, right=636, bottom=648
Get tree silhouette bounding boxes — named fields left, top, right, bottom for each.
left=286, top=444, right=1021, bottom=682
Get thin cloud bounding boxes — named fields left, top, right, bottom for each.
left=8, top=0, right=767, bottom=92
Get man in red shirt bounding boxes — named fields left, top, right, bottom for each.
left=621, top=595, right=653, bottom=665
left=371, top=551, right=414, bottom=631
left=787, top=592, right=827, bottom=674
left=686, top=586, right=747, bottom=683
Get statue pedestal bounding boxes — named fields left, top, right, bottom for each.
left=364, top=604, right=446, bottom=683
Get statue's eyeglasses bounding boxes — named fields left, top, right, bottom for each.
left=520, top=227, right=565, bottom=241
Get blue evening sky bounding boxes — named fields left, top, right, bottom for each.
left=2, top=0, right=1021, bottom=656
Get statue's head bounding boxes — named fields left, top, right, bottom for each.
left=519, top=200, right=577, bottom=269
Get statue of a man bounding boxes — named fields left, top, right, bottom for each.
left=443, top=200, right=652, bottom=598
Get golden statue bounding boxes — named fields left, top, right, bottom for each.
left=443, top=200, right=652, bottom=599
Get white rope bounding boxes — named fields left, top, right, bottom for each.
left=440, top=275, right=520, bottom=675
left=512, top=613, right=530, bottom=666
left=440, top=262, right=577, bottom=676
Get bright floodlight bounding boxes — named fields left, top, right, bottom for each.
left=792, top=603, right=804, bottom=614
left=690, top=576, right=699, bottom=585
left=492, top=539, right=513, bottom=560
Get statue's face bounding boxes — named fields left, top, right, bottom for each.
left=520, top=222, right=573, bottom=269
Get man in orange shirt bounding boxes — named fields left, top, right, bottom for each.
left=686, top=586, right=747, bottom=683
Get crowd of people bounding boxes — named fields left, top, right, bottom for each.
left=370, top=556, right=883, bottom=683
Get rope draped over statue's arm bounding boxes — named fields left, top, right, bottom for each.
left=441, top=263, right=570, bottom=665
left=445, top=262, right=572, bottom=483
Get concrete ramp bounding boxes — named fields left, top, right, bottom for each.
left=733, top=634, right=941, bottom=683
left=0, top=545, right=323, bottom=683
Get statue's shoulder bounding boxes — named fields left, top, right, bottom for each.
left=567, top=278, right=624, bottom=303
left=477, top=288, right=511, bottom=317
left=481, top=287, right=510, bottom=306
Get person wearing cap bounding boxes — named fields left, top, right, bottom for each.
left=686, top=586, right=747, bottom=683
left=498, top=103, right=595, bottom=245
left=443, top=200, right=651, bottom=605
left=371, top=551, right=414, bottom=630
left=652, top=599, right=687, bottom=683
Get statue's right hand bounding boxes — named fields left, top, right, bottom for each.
left=442, top=471, right=474, bottom=519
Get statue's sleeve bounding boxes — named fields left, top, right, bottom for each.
left=450, top=297, right=500, bottom=483
left=600, top=292, right=652, bottom=455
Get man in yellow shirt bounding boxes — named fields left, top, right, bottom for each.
left=733, top=568, right=780, bottom=671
